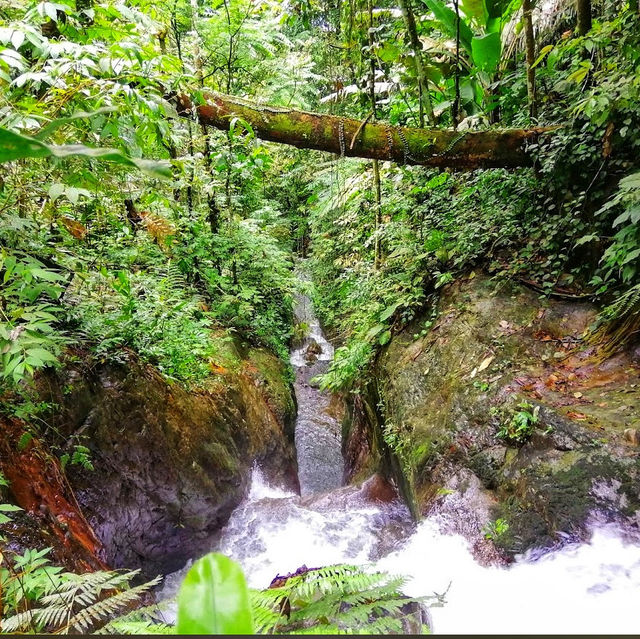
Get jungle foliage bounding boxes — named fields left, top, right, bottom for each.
left=2, top=0, right=640, bottom=634
left=306, top=1, right=640, bottom=392
left=2, top=0, right=639, bottom=398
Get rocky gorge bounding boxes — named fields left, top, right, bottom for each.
left=0, top=338, right=298, bottom=577
left=1, top=272, right=639, bottom=633
left=346, top=274, right=640, bottom=561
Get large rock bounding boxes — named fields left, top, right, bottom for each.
left=16, top=341, right=298, bottom=577
left=377, top=275, right=640, bottom=558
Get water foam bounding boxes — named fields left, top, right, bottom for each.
left=160, top=468, right=640, bottom=634
left=378, top=520, right=640, bottom=634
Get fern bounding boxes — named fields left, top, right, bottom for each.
left=98, top=563, right=432, bottom=636
left=95, top=602, right=174, bottom=635
left=250, top=564, right=430, bottom=635
left=0, top=567, right=161, bottom=634
left=589, top=281, right=640, bottom=357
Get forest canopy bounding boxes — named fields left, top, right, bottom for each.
left=1, top=0, right=639, bottom=432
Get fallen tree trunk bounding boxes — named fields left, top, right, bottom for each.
left=176, top=92, right=553, bottom=169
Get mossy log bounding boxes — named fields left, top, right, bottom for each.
left=177, top=92, right=553, bottom=169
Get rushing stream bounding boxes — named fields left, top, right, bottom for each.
left=161, top=274, right=640, bottom=634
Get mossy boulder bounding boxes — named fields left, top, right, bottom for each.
left=23, top=340, right=297, bottom=577
left=377, top=275, right=640, bottom=559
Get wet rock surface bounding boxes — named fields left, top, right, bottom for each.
left=0, top=416, right=108, bottom=572
left=377, top=275, right=640, bottom=559
left=6, top=342, right=298, bottom=577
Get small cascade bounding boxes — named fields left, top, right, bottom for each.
left=160, top=269, right=640, bottom=634
left=216, top=468, right=413, bottom=589
left=289, top=270, right=343, bottom=496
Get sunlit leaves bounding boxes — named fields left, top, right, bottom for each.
left=0, top=127, right=171, bottom=178
left=422, top=0, right=473, bottom=54
left=471, top=32, right=501, bottom=73
left=0, top=251, right=67, bottom=384
left=35, top=1, right=69, bottom=22
left=532, top=44, right=555, bottom=69
left=176, top=553, right=254, bottom=635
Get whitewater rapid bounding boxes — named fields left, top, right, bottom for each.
left=210, top=469, right=640, bottom=634
left=160, top=271, right=640, bottom=634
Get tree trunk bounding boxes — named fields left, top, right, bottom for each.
left=523, top=0, right=537, bottom=119
left=398, top=0, right=434, bottom=127
left=368, top=0, right=383, bottom=268
left=175, top=92, right=552, bottom=169
left=576, top=0, right=592, bottom=35
left=453, top=0, right=461, bottom=128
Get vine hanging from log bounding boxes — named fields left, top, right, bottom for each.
left=175, top=92, right=555, bottom=170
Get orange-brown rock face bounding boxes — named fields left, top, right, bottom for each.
left=0, top=417, right=107, bottom=572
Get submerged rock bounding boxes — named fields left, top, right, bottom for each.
left=375, top=275, right=640, bottom=559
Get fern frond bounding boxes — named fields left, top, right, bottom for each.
left=250, top=563, right=428, bottom=635
left=97, top=619, right=173, bottom=635
left=1, top=608, right=36, bottom=633
left=66, top=575, right=161, bottom=633
left=589, top=282, right=640, bottom=357
left=96, top=601, right=174, bottom=635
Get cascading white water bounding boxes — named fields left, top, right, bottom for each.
left=190, top=468, right=640, bottom=634
left=288, top=273, right=343, bottom=496
left=160, top=272, right=640, bottom=634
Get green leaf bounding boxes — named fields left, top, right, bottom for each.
left=485, top=0, right=522, bottom=23
left=377, top=42, right=401, bottom=63
left=48, top=183, right=65, bottom=201
left=379, top=301, right=402, bottom=322
left=619, top=172, right=640, bottom=190
left=460, top=0, right=488, bottom=27
left=25, top=347, right=58, bottom=363
left=471, top=32, right=501, bottom=73
left=176, top=553, right=254, bottom=635
left=613, top=211, right=631, bottom=227
left=365, top=323, right=387, bottom=341
left=622, top=248, right=640, bottom=265
left=10, top=30, right=25, bottom=50
left=46, top=2, right=59, bottom=21
left=422, top=0, right=473, bottom=54
left=0, top=127, right=49, bottom=161
left=0, top=127, right=171, bottom=179
left=17, top=431, right=33, bottom=451
left=0, top=504, right=22, bottom=512
left=567, top=61, right=591, bottom=84
left=532, top=44, right=554, bottom=69
left=35, top=107, right=118, bottom=141
left=379, top=329, right=392, bottom=345
left=0, top=48, right=27, bottom=70
left=575, top=234, right=598, bottom=246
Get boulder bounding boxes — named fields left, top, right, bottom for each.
left=2, top=341, right=297, bottom=578
left=376, top=275, right=640, bottom=558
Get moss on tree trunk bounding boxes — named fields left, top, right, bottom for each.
left=176, top=92, right=554, bottom=170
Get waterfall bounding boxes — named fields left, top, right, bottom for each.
left=160, top=269, right=640, bottom=634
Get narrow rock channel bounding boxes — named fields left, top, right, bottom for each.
left=162, top=271, right=640, bottom=634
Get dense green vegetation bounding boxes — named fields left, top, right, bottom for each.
left=2, top=0, right=639, bottom=404
left=1, top=0, right=640, bottom=633
left=309, top=6, right=640, bottom=391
